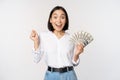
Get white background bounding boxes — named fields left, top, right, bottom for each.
left=0, top=0, right=120, bottom=80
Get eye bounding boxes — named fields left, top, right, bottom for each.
left=61, top=15, right=65, bottom=19
left=53, top=16, right=57, bottom=19
left=61, top=17, right=65, bottom=19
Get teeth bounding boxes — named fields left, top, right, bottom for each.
left=56, top=24, right=62, bottom=26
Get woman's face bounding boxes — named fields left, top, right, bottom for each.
left=50, top=9, right=66, bottom=32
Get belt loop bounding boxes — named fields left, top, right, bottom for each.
left=67, top=67, right=69, bottom=71
left=51, top=67, right=53, bottom=72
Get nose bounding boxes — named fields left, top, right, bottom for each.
left=57, top=17, right=61, bottom=23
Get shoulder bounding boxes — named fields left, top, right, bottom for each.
left=64, top=31, right=71, bottom=38
left=65, top=32, right=70, bottom=35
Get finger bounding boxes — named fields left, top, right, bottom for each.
left=30, top=33, right=34, bottom=40
left=78, top=44, right=84, bottom=51
left=32, top=29, right=37, bottom=34
left=30, top=30, right=36, bottom=39
left=32, top=30, right=38, bottom=36
left=77, top=43, right=84, bottom=48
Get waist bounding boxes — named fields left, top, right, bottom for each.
left=47, top=66, right=74, bottom=73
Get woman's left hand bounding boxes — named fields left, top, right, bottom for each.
left=75, top=43, right=84, bottom=56
left=73, top=43, right=84, bottom=62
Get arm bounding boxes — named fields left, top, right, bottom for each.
left=74, top=44, right=84, bottom=61
left=72, top=43, right=84, bottom=66
left=30, top=30, right=39, bottom=50
left=30, top=30, right=44, bottom=63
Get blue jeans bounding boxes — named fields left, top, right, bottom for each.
left=44, top=70, right=78, bottom=80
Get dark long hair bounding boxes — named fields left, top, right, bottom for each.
left=47, top=6, right=69, bottom=31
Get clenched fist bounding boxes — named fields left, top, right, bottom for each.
left=30, top=30, right=39, bottom=50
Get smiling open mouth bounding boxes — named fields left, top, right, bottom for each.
left=55, top=24, right=62, bottom=27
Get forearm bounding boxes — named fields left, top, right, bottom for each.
left=73, top=44, right=84, bottom=62
left=73, top=54, right=79, bottom=62
left=32, top=42, right=43, bottom=63
left=32, top=49, right=42, bottom=63
left=34, top=41, right=39, bottom=51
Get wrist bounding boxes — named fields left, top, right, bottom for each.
left=34, top=41, right=39, bottom=50
left=73, top=54, right=79, bottom=62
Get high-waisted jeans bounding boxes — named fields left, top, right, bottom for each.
left=44, top=70, right=78, bottom=80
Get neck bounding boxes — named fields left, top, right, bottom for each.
left=53, top=30, right=64, bottom=35
left=53, top=30, right=65, bottom=39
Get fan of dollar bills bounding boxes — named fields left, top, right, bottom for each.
left=70, top=31, right=94, bottom=47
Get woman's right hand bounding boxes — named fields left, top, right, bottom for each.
left=30, top=30, right=39, bottom=50
left=30, top=30, right=39, bottom=41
